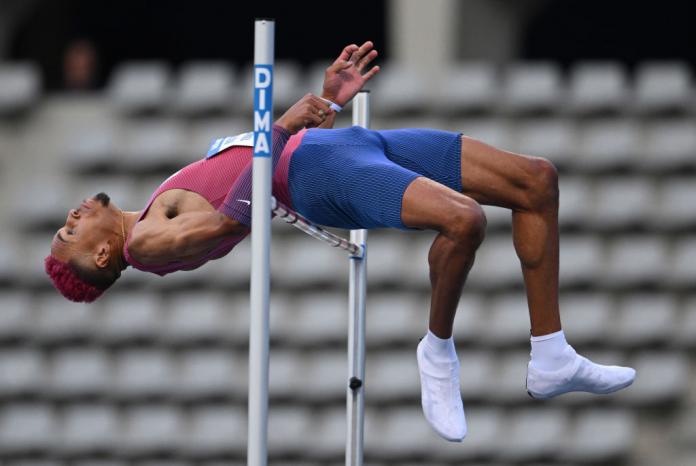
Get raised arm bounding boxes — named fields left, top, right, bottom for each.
left=317, top=40, right=380, bottom=129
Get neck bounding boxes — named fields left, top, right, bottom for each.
left=116, top=210, right=142, bottom=271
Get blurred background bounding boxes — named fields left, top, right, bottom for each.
left=0, top=0, right=695, bottom=465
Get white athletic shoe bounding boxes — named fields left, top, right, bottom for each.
left=416, top=338, right=467, bottom=442
left=526, top=346, right=636, bottom=400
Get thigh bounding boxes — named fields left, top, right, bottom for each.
left=377, top=128, right=463, bottom=192
left=401, top=176, right=482, bottom=230
left=459, top=135, right=547, bottom=210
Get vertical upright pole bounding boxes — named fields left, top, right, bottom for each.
left=249, top=18, right=274, bottom=466
left=347, top=90, right=370, bottom=466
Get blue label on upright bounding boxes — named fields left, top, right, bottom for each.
left=253, top=64, right=273, bottom=158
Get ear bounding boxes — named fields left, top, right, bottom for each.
left=94, top=242, right=111, bottom=269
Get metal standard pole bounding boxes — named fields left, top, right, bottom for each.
left=347, top=91, right=370, bottom=466
left=249, top=18, right=274, bottom=466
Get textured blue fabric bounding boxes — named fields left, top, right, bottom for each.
left=288, top=126, right=462, bottom=230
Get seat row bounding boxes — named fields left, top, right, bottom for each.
left=1, top=287, right=695, bottom=347
left=2, top=61, right=696, bottom=117
left=36, top=116, right=696, bottom=175
left=7, top=228, right=696, bottom=290
left=0, top=345, right=689, bottom=405
left=0, top=402, right=642, bottom=463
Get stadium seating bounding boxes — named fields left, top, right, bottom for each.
left=0, top=58, right=693, bottom=465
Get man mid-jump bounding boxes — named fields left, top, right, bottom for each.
left=46, top=41, right=635, bottom=442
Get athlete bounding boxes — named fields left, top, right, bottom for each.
left=45, top=41, right=635, bottom=442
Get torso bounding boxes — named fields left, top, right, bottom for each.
left=129, top=189, right=221, bottom=264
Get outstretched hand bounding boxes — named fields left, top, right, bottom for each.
left=322, top=41, right=380, bottom=107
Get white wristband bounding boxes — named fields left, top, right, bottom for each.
left=319, top=97, right=343, bottom=112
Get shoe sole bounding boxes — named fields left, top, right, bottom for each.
left=526, top=374, right=636, bottom=400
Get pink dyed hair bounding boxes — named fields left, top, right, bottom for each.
left=44, top=255, right=105, bottom=303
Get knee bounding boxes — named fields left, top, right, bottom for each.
left=445, top=202, right=487, bottom=248
left=525, top=157, right=559, bottom=211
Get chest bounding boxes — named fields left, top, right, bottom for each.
left=148, top=189, right=215, bottom=219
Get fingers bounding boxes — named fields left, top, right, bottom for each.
left=335, top=44, right=359, bottom=64
left=303, top=93, right=332, bottom=127
left=362, top=65, right=381, bottom=82
left=356, top=49, right=378, bottom=72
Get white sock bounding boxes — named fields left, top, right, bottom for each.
left=423, top=330, right=458, bottom=363
left=530, top=330, right=574, bottom=371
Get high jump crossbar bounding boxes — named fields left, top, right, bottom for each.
left=249, top=18, right=369, bottom=466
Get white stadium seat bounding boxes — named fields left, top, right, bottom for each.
left=186, top=405, right=246, bottom=457
left=433, top=62, right=498, bottom=114
left=0, top=62, right=41, bottom=116
left=676, top=296, right=696, bottom=348
left=575, top=119, right=641, bottom=171
left=309, top=407, right=346, bottom=459
left=49, top=348, right=111, bottom=398
left=112, top=349, right=176, bottom=399
left=108, top=62, right=170, bottom=114
left=567, top=62, right=628, bottom=114
left=176, top=348, right=246, bottom=399
left=365, top=407, right=439, bottom=458
left=468, top=235, right=522, bottom=288
left=483, top=292, right=531, bottom=346
left=558, top=176, right=594, bottom=227
left=117, top=119, right=188, bottom=170
left=97, top=291, right=163, bottom=343
left=63, top=120, right=119, bottom=170
left=633, top=62, right=692, bottom=114
left=559, top=293, right=614, bottom=345
left=174, top=61, right=236, bottom=116
left=34, top=293, right=98, bottom=342
left=367, top=351, right=419, bottom=400
left=0, top=403, right=56, bottom=454
left=500, top=62, right=563, bottom=114
left=268, top=406, right=313, bottom=456
left=640, top=119, right=696, bottom=171
left=274, top=293, right=348, bottom=345
left=513, top=118, right=576, bottom=168
left=489, top=351, right=531, bottom=402
left=496, top=408, right=568, bottom=462
left=603, top=236, right=668, bottom=287
left=373, top=63, right=430, bottom=115
left=162, top=291, right=235, bottom=344
left=365, top=292, right=427, bottom=345
left=0, top=291, right=33, bottom=342
left=560, top=409, right=635, bottom=462
left=0, top=348, right=45, bottom=397
left=621, top=352, right=689, bottom=404
left=654, top=179, right=696, bottom=230
left=458, top=350, right=496, bottom=400
left=559, top=235, right=604, bottom=287
left=119, top=405, right=184, bottom=456
left=613, top=294, right=677, bottom=346
left=452, top=293, right=487, bottom=344
left=59, top=404, right=119, bottom=455
left=272, top=234, right=348, bottom=287
left=589, top=177, right=656, bottom=229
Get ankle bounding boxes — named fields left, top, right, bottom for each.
left=529, top=330, right=575, bottom=371
left=423, top=330, right=458, bottom=362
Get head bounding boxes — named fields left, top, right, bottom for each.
left=45, top=192, right=125, bottom=302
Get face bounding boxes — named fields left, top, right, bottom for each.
left=51, top=193, right=121, bottom=269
